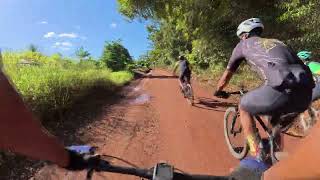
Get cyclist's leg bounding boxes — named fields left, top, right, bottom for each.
left=239, top=85, right=290, bottom=160
left=239, top=108, right=263, bottom=159
left=185, top=71, right=191, bottom=85
left=178, top=72, right=185, bottom=91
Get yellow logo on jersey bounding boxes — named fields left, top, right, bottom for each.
left=258, top=38, right=286, bottom=53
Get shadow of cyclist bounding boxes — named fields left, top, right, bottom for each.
left=193, top=97, right=236, bottom=111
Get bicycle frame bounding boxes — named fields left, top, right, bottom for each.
left=227, top=89, right=283, bottom=163
left=255, top=116, right=271, bottom=135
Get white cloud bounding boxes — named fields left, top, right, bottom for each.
left=44, top=32, right=56, bottom=38
left=110, top=23, right=117, bottom=28
left=53, top=41, right=73, bottom=49
left=58, top=33, right=78, bottom=38
left=39, top=21, right=48, bottom=24
left=61, top=42, right=73, bottom=47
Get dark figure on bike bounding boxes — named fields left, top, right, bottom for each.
left=173, top=55, right=192, bottom=91
left=214, top=18, right=314, bottom=161
left=297, top=51, right=320, bottom=102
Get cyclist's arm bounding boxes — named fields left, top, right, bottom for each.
left=172, top=61, right=179, bottom=74
left=0, top=71, right=69, bottom=167
left=216, top=43, right=244, bottom=91
left=264, top=121, right=320, bottom=179
left=216, top=70, right=233, bottom=91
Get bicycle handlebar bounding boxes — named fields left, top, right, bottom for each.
left=86, top=157, right=230, bottom=180
left=88, top=159, right=152, bottom=179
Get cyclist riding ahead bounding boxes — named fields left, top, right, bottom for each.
left=297, top=51, right=320, bottom=101
left=214, top=18, right=314, bottom=161
left=173, top=55, right=192, bottom=94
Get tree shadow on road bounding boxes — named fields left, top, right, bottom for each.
left=43, top=86, right=127, bottom=145
left=193, top=97, right=237, bottom=112
left=146, top=75, right=177, bottom=79
left=133, top=72, right=177, bottom=80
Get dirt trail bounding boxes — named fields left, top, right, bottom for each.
left=34, top=69, right=300, bottom=180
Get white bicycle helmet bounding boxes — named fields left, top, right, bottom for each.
left=236, top=18, right=264, bottom=37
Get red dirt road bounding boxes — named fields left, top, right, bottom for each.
left=34, top=69, right=300, bottom=179
left=143, top=69, right=238, bottom=174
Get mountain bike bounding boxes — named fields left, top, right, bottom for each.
left=220, top=88, right=304, bottom=164
left=179, top=76, right=194, bottom=106
left=67, top=145, right=229, bottom=180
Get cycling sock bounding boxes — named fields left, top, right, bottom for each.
left=247, top=134, right=261, bottom=157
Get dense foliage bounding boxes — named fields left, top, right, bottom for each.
left=117, top=0, right=320, bottom=73
left=101, top=40, right=133, bottom=71
left=2, top=51, right=133, bottom=119
left=0, top=37, right=136, bottom=179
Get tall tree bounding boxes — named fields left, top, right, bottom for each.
left=75, top=46, right=90, bottom=61
left=100, top=40, right=132, bottom=71
left=28, top=44, right=38, bottom=52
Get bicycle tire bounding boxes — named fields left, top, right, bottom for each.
left=224, top=107, right=249, bottom=160
left=305, top=107, right=318, bottom=127
left=284, top=107, right=319, bottom=137
left=186, top=84, right=194, bottom=106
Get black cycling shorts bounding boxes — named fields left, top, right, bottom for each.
left=240, top=85, right=312, bottom=117
left=179, top=70, right=191, bottom=84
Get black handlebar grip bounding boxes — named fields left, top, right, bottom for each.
left=173, top=172, right=231, bottom=180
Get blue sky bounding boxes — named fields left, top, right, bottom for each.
left=0, top=0, right=150, bottom=59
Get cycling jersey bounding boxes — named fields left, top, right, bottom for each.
left=176, top=60, right=191, bottom=74
left=306, top=61, right=320, bottom=75
left=227, top=37, right=314, bottom=89
left=307, top=61, right=320, bottom=101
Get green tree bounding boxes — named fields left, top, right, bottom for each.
left=100, top=40, right=133, bottom=71
left=28, top=44, right=38, bottom=52
left=117, top=0, right=320, bottom=70
left=278, top=0, right=320, bottom=54
left=75, top=46, right=90, bottom=61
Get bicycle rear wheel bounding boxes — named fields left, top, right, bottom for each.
left=185, top=84, right=194, bottom=105
left=224, top=107, right=248, bottom=159
left=285, top=107, right=319, bottom=137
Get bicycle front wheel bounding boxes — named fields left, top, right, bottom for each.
left=224, top=107, right=248, bottom=159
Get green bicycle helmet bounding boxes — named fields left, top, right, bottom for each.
left=297, top=51, right=312, bottom=61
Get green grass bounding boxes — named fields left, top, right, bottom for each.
left=196, top=64, right=261, bottom=90
left=1, top=51, right=133, bottom=118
